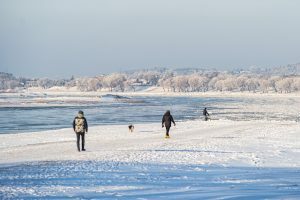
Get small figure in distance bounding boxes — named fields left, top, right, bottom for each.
left=203, top=107, right=210, bottom=121
left=128, top=124, right=134, bottom=132
left=162, top=110, right=176, bottom=138
left=73, top=110, right=88, bottom=152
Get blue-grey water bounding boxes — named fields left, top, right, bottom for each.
left=0, top=95, right=236, bottom=134
left=0, top=161, right=299, bottom=199
left=0, top=94, right=298, bottom=134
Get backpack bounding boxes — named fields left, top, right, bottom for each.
left=75, top=117, right=85, bottom=133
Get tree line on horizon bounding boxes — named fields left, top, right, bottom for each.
left=1, top=68, right=300, bottom=93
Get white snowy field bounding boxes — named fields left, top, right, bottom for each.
left=1, top=120, right=300, bottom=199
left=1, top=120, right=300, bottom=167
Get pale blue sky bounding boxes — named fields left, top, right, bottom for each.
left=0, top=0, right=300, bottom=78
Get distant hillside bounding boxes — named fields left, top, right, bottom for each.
left=2, top=62, right=300, bottom=93
left=124, top=63, right=300, bottom=76
left=247, top=63, right=300, bottom=76
left=272, top=63, right=300, bottom=76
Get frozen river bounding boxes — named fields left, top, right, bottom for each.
left=0, top=94, right=234, bottom=134
left=1, top=93, right=299, bottom=134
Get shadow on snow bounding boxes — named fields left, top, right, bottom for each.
left=1, top=161, right=300, bottom=199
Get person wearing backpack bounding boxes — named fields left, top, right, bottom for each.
left=73, top=110, right=88, bottom=152
left=162, top=110, right=176, bottom=138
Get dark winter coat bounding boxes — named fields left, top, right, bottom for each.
left=162, top=111, right=175, bottom=128
left=73, top=114, right=88, bottom=133
left=203, top=108, right=209, bottom=116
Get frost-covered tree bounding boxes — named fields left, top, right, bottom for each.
left=291, top=77, right=300, bottom=91
left=124, top=79, right=137, bottom=92
left=188, top=74, right=201, bottom=92
left=268, top=76, right=281, bottom=92
left=1, top=80, right=19, bottom=90
left=103, top=73, right=126, bottom=92
left=87, top=77, right=103, bottom=91
left=198, top=76, right=210, bottom=92
left=275, top=78, right=293, bottom=93
left=215, top=80, right=225, bottom=91
left=259, top=79, right=270, bottom=93
left=222, top=77, right=237, bottom=91
left=163, top=78, right=175, bottom=92
left=142, top=71, right=160, bottom=85
left=246, top=78, right=259, bottom=92
left=37, top=78, right=54, bottom=89
left=208, top=76, right=219, bottom=91
left=236, top=76, right=248, bottom=92
left=76, top=78, right=89, bottom=91
left=173, top=76, right=189, bottom=92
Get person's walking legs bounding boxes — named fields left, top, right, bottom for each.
left=76, top=132, right=80, bottom=151
left=81, top=133, right=85, bottom=151
left=166, top=127, right=170, bottom=137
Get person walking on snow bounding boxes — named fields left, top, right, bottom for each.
left=162, top=110, right=176, bottom=138
left=73, top=110, right=88, bottom=152
left=203, top=107, right=210, bottom=121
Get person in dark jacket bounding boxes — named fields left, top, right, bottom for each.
left=203, top=107, right=210, bottom=121
left=73, top=110, right=88, bottom=151
left=162, top=110, right=176, bottom=138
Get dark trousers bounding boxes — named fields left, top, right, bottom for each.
left=204, top=116, right=209, bottom=121
left=165, top=126, right=171, bottom=136
left=76, top=132, right=85, bottom=151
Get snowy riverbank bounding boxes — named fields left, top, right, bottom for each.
left=1, top=119, right=300, bottom=199
left=1, top=119, right=299, bottom=167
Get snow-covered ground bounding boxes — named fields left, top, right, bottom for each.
left=1, top=120, right=299, bottom=167
left=1, top=91, right=300, bottom=198
left=2, top=160, right=300, bottom=199
left=1, top=119, right=300, bottom=199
